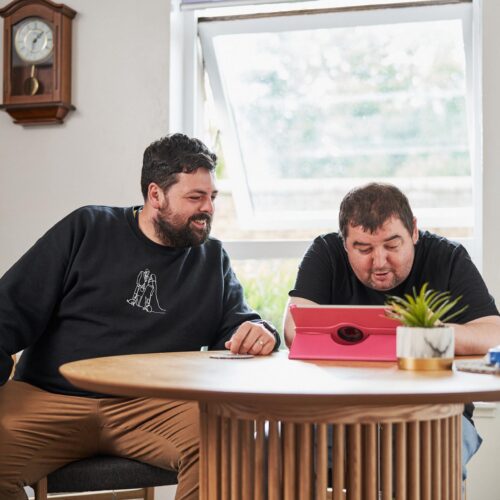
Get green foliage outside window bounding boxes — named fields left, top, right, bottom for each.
left=233, top=260, right=298, bottom=348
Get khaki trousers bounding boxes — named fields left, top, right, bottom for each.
left=0, top=380, right=199, bottom=500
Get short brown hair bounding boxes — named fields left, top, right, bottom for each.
left=339, top=183, right=414, bottom=240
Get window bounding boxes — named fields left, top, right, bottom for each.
left=197, top=1, right=478, bottom=243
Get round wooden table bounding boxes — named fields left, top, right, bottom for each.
left=60, top=351, right=500, bottom=500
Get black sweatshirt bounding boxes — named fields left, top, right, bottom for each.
left=0, top=206, right=269, bottom=396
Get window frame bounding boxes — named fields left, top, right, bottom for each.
left=172, top=0, right=482, bottom=268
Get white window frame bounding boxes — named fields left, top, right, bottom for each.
left=170, top=0, right=482, bottom=268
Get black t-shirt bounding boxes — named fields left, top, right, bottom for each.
left=290, top=230, right=499, bottom=422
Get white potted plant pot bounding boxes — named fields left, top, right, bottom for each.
left=396, top=326, right=454, bottom=370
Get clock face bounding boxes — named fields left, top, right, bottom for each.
left=14, top=18, right=54, bottom=63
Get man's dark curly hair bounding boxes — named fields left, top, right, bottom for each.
left=339, top=183, right=414, bottom=240
left=141, top=133, right=217, bottom=200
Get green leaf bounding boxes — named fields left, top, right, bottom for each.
left=384, top=282, right=468, bottom=328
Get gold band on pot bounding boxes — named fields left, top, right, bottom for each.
left=398, top=357, right=453, bottom=371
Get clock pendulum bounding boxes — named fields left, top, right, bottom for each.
left=25, top=64, right=39, bottom=96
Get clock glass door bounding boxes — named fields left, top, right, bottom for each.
left=11, top=17, right=54, bottom=98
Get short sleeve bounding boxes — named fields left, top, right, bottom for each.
left=448, top=246, right=499, bottom=323
left=289, top=236, right=337, bottom=304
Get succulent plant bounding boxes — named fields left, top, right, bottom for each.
left=385, top=283, right=468, bottom=328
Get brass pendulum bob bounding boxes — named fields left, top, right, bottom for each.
left=24, top=64, right=40, bottom=96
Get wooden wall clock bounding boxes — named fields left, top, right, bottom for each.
left=0, top=0, right=76, bottom=125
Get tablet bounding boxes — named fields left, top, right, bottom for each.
left=288, top=304, right=399, bottom=361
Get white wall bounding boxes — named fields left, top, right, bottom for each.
left=469, top=5, right=500, bottom=493
left=481, top=0, right=500, bottom=301
left=0, top=0, right=171, bottom=274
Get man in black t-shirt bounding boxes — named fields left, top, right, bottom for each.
left=285, top=182, right=500, bottom=350
left=284, top=182, right=500, bottom=479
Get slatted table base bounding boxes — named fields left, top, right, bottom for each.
left=199, top=402, right=463, bottom=500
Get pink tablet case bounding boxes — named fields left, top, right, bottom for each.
left=288, top=305, right=399, bottom=361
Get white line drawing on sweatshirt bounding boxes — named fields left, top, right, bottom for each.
left=127, top=268, right=166, bottom=314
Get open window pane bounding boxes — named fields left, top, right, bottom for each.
left=200, top=3, right=475, bottom=239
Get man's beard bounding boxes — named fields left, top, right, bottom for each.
left=154, top=209, right=212, bottom=248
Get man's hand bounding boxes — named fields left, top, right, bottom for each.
left=283, top=296, right=319, bottom=347
left=225, top=321, right=276, bottom=356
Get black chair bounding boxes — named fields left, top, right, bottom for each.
left=32, top=455, right=178, bottom=500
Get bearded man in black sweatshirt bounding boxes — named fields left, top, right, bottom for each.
left=0, top=133, right=279, bottom=500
